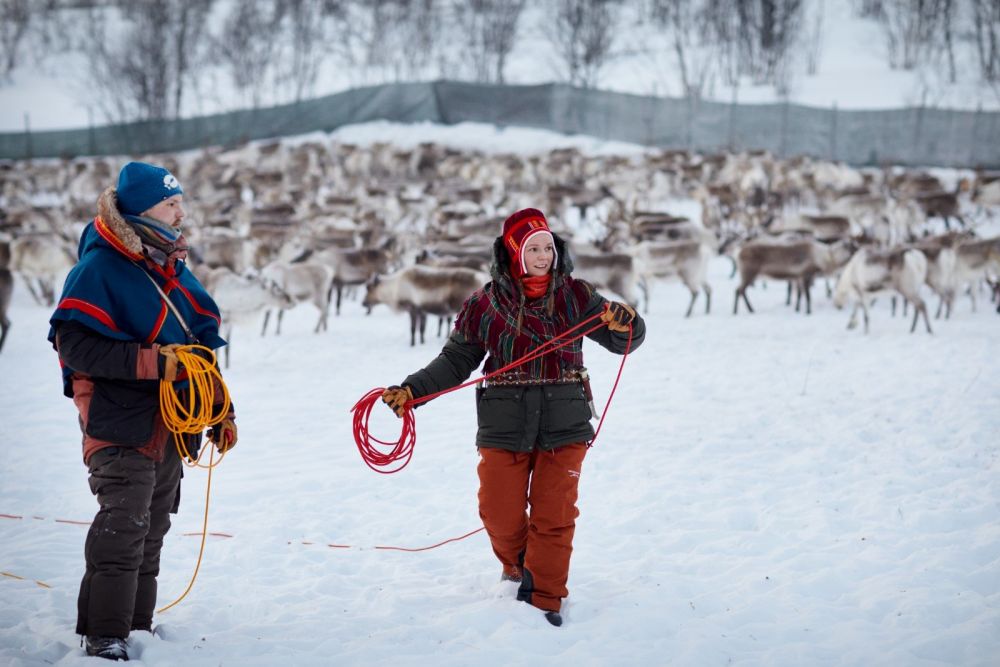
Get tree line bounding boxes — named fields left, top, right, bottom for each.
left=1, top=0, right=998, bottom=125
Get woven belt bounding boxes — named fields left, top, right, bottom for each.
left=484, top=369, right=585, bottom=387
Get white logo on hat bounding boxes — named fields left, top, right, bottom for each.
left=163, top=174, right=180, bottom=190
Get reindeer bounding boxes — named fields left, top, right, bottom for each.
left=972, top=179, right=1000, bottom=208
left=629, top=213, right=695, bottom=242
left=259, top=260, right=336, bottom=335
left=414, top=247, right=491, bottom=272
left=189, top=230, right=258, bottom=274
left=988, top=276, right=1000, bottom=313
left=734, top=239, right=855, bottom=315
left=627, top=240, right=713, bottom=316
left=362, top=265, right=487, bottom=346
left=570, top=250, right=642, bottom=312
left=913, top=190, right=965, bottom=230
left=911, top=233, right=966, bottom=319
left=0, top=268, right=12, bottom=353
left=196, top=266, right=295, bottom=368
left=313, top=243, right=396, bottom=315
left=8, top=234, right=77, bottom=306
left=767, top=213, right=852, bottom=242
left=832, top=247, right=931, bottom=334
left=949, top=237, right=1000, bottom=313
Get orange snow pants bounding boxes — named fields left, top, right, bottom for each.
left=477, top=442, right=588, bottom=613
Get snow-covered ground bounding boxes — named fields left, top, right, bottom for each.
left=2, top=250, right=999, bottom=666
left=1, top=121, right=999, bottom=665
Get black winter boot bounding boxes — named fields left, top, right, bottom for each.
left=544, top=611, right=563, bottom=627
left=85, top=636, right=129, bottom=661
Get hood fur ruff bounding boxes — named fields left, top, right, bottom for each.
left=97, top=186, right=143, bottom=256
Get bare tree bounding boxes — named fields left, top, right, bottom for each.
left=322, top=0, right=441, bottom=85
left=853, top=0, right=884, bottom=19
left=703, top=0, right=742, bottom=87
left=275, top=0, right=331, bottom=102
left=0, top=0, right=69, bottom=83
left=0, top=0, right=31, bottom=80
left=644, top=0, right=727, bottom=100
left=547, top=0, right=624, bottom=88
left=81, top=0, right=214, bottom=122
left=877, top=0, right=946, bottom=71
left=451, top=0, right=526, bottom=84
left=804, top=0, right=825, bottom=76
left=940, top=0, right=956, bottom=83
left=972, top=0, right=1000, bottom=82
left=735, top=0, right=804, bottom=84
left=369, top=0, right=440, bottom=81
left=169, top=0, right=215, bottom=117
left=216, top=0, right=283, bottom=108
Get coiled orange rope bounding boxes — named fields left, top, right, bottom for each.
left=156, top=344, right=231, bottom=613
left=159, top=345, right=231, bottom=468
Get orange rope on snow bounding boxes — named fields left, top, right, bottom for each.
left=374, top=526, right=486, bottom=552
left=156, top=445, right=216, bottom=614
left=3, top=510, right=486, bottom=553
left=1, top=571, right=52, bottom=588
left=53, top=518, right=92, bottom=526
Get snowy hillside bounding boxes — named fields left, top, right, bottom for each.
left=1, top=0, right=997, bottom=133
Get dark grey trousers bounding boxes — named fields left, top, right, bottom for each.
left=76, top=445, right=182, bottom=638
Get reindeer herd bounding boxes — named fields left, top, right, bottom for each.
left=1, top=136, right=999, bottom=360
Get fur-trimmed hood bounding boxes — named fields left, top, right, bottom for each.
left=95, top=186, right=144, bottom=256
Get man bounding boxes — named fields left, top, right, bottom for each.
left=48, top=161, right=237, bottom=661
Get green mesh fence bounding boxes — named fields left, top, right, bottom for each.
left=2, top=81, right=997, bottom=168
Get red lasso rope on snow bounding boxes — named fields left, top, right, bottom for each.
left=350, top=309, right=633, bottom=474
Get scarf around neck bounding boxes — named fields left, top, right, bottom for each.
left=521, top=273, right=551, bottom=299
left=124, top=214, right=188, bottom=268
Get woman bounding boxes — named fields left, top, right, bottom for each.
left=382, top=207, right=645, bottom=626
left=48, top=161, right=237, bottom=661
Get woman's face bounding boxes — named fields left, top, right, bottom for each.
left=521, top=234, right=554, bottom=276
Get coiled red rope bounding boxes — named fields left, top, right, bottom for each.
left=350, top=309, right=633, bottom=474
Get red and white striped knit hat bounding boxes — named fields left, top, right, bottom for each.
left=501, top=208, right=557, bottom=278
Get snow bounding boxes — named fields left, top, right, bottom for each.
left=1, top=0, right=997, bottom=133
left=1, top=119, right=1000, bottom=665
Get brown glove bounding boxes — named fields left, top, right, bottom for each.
left=381, top=385, right=413, bottom=418
left=600, top=301, right=636, bottom=333
left=158, top=344, right=184, bottom=382
left=208, top=418, right=237, bottom=453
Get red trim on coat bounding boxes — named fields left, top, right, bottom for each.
left=146, top=257, right=219, bottom=327
left=94, top=217, right=142, bottom=261
left=57, top=298, right=120, bottom=332
left=176, top=284, right=221, bottom=326
left=146, top=303, right=167, bottom=344
left=148, top=260, right=177, bottom=282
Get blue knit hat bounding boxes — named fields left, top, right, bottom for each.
left=115, top=161, right=183, bottom=216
